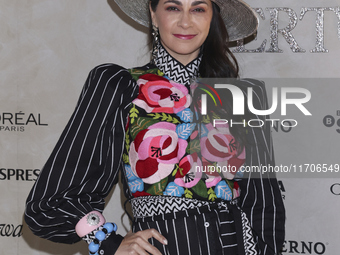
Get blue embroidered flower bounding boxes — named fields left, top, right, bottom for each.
left=176, top=123, right=196, bottom=140
left=163, top=182, right=185, bottom=197
left=124, top=164, right=138, bottom=182
left=214, top=180, right=232, bottom=201
left=176, top=108, right=194, bottom=123
left=125, top=164, right=144, bottom=193
left=128, top=179, right=144, bottom=193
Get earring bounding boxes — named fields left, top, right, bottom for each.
left=151, top=24, right=159, bottom=64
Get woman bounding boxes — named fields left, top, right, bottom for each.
left=25, top=0, right=285, bottom=254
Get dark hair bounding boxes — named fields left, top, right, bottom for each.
left=150, top=0, right=158, bottom=12
left=149, top=0, right=246, bottom=152
left=200, top=2, right=239, bottom=78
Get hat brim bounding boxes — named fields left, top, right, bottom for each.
left=114, top=0, right=258, bottom=42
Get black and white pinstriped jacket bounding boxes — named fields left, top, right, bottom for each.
left=25, top=49, right=285, bottom=254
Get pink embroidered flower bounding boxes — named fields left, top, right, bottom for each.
left=133, top=74, right=191, bottom=114
left=129, top=122, right=188, bottom=184
left=174, top=154, right=202, bottom=188
left=216, top=155, right=245, bottom=180
left=201, top=158, right=222, bottom=188
left=200, top=123, right=245, bottom=180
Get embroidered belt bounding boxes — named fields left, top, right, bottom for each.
left=130, top=196, right=239, bottom=220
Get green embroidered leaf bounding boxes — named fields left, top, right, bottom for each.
left=130, top=107, right=139, bottom=114
left=130, top=117, right=158, bottom=140
left=172, top=118, right=180, bottom=124
left=184, top=188, right=193, bottom=199
left=161, top=113, right=168, bottom=121
left=122, top=154, right=129, bottom=164
left=192, top=180, right=208, bottom=198
left=208, top=187, right=217, bottom=201
left=186, top=139, right=201, bottom=154
left=172, top=164, right=179, bottom=176
left=202, top=115, right=210, bottom=124
left=125, top=130, right=130, bottom=152
left=157, top=69, right=164, bottom=76
left=146, top=177, right=168, bottom=195
left=147, top=113, right=181, bottom=124
left=129, top=105, right=139, bottom=124
left=212, top=112, right=220, bottom=120
left=148, top=113, right=159, bottom=120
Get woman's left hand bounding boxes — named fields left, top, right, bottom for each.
left=115, top=229, right=168, bottom=255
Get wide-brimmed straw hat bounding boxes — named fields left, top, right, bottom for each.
left=114, top=0, right=258, bottom=42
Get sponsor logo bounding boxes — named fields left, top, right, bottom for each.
left=0, top=168, right=40, bottom=181
left=0, top=112, right=48, bottom=132
left=323, top=111, right=340, bottom=134
left=0, top=224, right=22, bottom=237
left=330, top=183, right=340, bottom=195
left=282, top=240, right=327, bottom=255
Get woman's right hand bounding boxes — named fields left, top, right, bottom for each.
left=115, top=229, right=168, bottom=255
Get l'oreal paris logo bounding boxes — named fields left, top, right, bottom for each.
left=200, top=85, right=312, bottom=128
left=0, top=111, right=48, bottom=132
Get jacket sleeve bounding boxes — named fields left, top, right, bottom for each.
left=237, top=79, right=286, bottom=255
left=24, top=64, right=138, bottom=244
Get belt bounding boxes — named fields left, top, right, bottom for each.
left=129, top=196, right=257, bottom=255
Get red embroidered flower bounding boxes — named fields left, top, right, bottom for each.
left=200, top=123, right=245, bottom=180
left=133, top=74, right=191, bottom=114
left=129, top=122, right=188, bottom=184
left=174, top=154, right=202, bottom=188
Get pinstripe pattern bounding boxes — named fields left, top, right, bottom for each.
left=236, top=79, right=285, bottom=255
left=132, top=205, right=239, bottom=255
left=25, top=64, right=140, bottom=243
left=25, top=53, right=285, bottom=254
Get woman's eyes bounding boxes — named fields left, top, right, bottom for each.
left=192, top=8, right=205, bottom=13
left=166, top=6, right=179, bottom=11
left=165, top=6, right=206, bottom=12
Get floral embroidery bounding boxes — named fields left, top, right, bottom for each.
left=176, top=123, right=196, bottom=140
left=124, top=164, right=144, bottom=193
left=163, top=182, right=185, bottom=197
left=214, top=180, right=233, bottom=201
left=203, top=163, right=222, bottom=189
left=176, top=108, right=194, bottom=123
left=200, top=123, right=245, bottom=180
left=133, top=74, right=191, bottom=114
left=124, top=69, right=245, bottom=201
left=174, top=154, right=202, bottom=188
left=129, top=122, right=187, bottom=184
